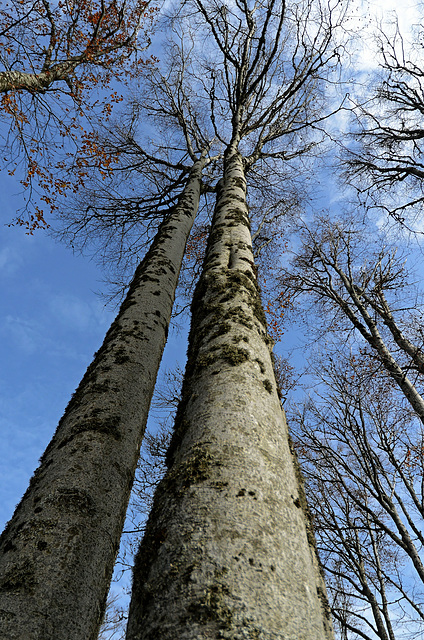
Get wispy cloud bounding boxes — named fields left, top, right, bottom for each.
left=0, top=246, right=24, bottom=274
left=1, top=299, right=110, bottom=359
left=48, top=293, right=110, bottom=333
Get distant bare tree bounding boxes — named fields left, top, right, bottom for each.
left=282, top=214, right=424, bottom=419
left=345, top=11, right=424, bottom=226
left=292, top=355, right=424, bottom=640
left=98, top=592, right=127, bottom=640
left=283, top=213, right=424, bottom=638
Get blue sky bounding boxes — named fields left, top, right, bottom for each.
left=0, top=173, right=114, bottom=530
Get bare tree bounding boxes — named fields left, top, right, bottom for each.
left=282, top=213, right=424, bottom=638
left=0, top=151, right=215, bottom=640
left=0, top=11, right=237, bottom=633
left=292, top=355, right=424, bottom=640
left=125, top=0, right=346, bottom=637
left=281, top=214, right=424, bottom=420
left=344, top=11, right=424, bottom=226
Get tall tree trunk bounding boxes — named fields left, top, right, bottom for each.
left=126, top=150, right=334, bottom=640
left=0, top=159, right=205, bottom=640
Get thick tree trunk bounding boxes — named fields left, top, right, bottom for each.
left=126, top=151, right=334, bottom=640
left=0, top=160, right=205, bottom=640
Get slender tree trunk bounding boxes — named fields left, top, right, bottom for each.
left=0, top=65, right=77, bottom=93
left=0, top=159, right=205, bottom=640
left=126, top=150, right=334, bottom=640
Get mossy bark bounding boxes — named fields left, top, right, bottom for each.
left=0, top=160, right=205, bottom=640
left=125, top=151, right=334, bottom=640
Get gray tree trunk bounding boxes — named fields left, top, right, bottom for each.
left=126, top=150, right=334, bottom=640
left=0, top=159, right=205, bottom=640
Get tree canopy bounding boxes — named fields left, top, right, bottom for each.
left=0, top=0, right=156, bottom=231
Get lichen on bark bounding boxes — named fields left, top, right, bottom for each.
left=0, top=160, right=207, bottom=640
left=126, top=152, right=333, bottom=640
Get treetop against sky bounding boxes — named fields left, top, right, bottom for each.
left=1, top=0, right=424, bottom=638
left=0, top=0, right=415, bottom=562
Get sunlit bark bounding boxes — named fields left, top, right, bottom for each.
left=126, top=150, right=333, bottom=639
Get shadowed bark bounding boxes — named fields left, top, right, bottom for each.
left=0, top=158, right=206, bottom=640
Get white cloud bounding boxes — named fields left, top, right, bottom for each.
left=354, top=0, right=422, bottom=71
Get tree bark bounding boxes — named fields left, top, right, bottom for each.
left=126, top=150, right=334, bottom=640
left=0, top=66, right=77, bottom=93
left=0, top=159, right=205, bottom=640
